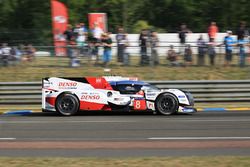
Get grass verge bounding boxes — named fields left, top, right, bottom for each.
left=0, top=56, right=250, bottom=81
left=0, top=156, right=250, bottom=167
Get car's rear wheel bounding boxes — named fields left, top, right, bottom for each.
left=55, top=93, right=79, bottom=116
left=155, top=93, right=179, bottom=115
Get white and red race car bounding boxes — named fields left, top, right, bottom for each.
left=42, top=76, right=196, bottom=116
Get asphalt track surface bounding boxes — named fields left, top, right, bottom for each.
left=1, top=111, right=250, bottom=157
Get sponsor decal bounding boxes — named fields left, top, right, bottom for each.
left=178, top=95, right=186, bottom=98
left=96, top=78, right=102, bottom=83
left=58, top=82, right=77, bottom=87
left=146, top=93, right=156, bottom=96
left=148, top=103, right=154, bottom=108
left=54, top=16, right=67, bottom=23
left=81, top=95, right=100, bottom=100
left=58, top=82, right=77, bottom=89
left=90, top=92, right=99, bottom=95
left=147, top=93, right=156, bottom=96
left=182, top=108, right=195, bottom=112
left=134, top=97, right=145, bottom=100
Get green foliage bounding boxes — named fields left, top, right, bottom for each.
left=132, top=20, right=153, bottom=33
left=0, top=0, right=52, bottom=45
left=0, top=0, right=250, bottom=45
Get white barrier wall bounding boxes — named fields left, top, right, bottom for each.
left=110, top=33, right=240, bottom=55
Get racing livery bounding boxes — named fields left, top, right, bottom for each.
left=42, top=76, right=196, bottom=116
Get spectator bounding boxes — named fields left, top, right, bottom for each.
left=64, top=24, right=75, bottom=58
left=92, top=22, right=104, bottom=40
left=9, top=47, right=17, bottom=65
left=68, top=37, right=80, bottom=67
left=236, top=21, right=249, bottom=40
left=139, top=29, right=149, bottom=65
left=151, top=31, right=159, bottom=65
left=207, top=39, right=217, bottom=66
left=123, top=34, right=130, bottom=66
left=178, top=23, right=191, bottom=55
left=79, top=22, right=88, bottom=33
left=24, top=44, right=36, bottom=62
left=101, top=33, right=113, bottom=67
left=224, top=31, right=235, bottom=67
left=184, top=44, right=193, bottom=66
left=197, top=34, right=206, bottom=66
left=167, top=45, right=179, bottom=66
left=19, top=44, right=26, bottom=58
left=238, top=34, right=249, bottom=67
left=64, top=24, right=74, bottom=43
left=1, top=43, right=11, bottom=66
left=0, top=44, right=3, bottom=66
left=74, top=23, right=86, bottom=56
left=86, top=32, right=98, bottom=63
left=79, top=22, right=88, bottom=55
left=0, top=45, right=2, bottom=65
left=92, top=22, right=104, bottom=65
left=116, top=27, right=127, bottom=63
left=208, top=22, right=219, bottom=42
left=13, top=46, right=22, bottom=62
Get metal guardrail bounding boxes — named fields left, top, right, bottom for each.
left=1, top=80, right=250, bottom=105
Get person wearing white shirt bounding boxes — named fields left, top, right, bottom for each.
left=1, top=43, right=11, bottom=66
left=91, top=23, right=104, bottom=65
left=92, top=23, right=104, bottom=40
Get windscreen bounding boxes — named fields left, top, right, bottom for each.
left=112, top=84, right=143, bottom=94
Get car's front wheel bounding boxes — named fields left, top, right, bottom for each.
left=55, top=93, right=79, bottom=116
left=155, top=93, right=179, bottom=115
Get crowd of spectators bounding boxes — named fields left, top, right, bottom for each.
left=62, top=22, right=116, bottom=67
left=0, top=43, right=36, bottom=67
left=18, top=21, right=250, bottom=68
left=1, top=21, right=250, bottom=68
left=166, top=21, right=250, bottom=67
left=137, top=21, right=250, bottom=68
left=135, top=22, right=248, bottom=67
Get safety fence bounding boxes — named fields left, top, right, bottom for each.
left=32, top=44, right=242, bottom=57
left=1, top=80, right=250, bottom=105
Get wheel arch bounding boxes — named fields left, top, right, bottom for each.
left=155, top=92, right=179, bottom=115
left=55, top=91, right=80, bottom=113
left=155, top=92, right=179, bottom=103
left=56, top=91, right=79, bottom=103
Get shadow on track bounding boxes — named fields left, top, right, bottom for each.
left=18, top=110, right=193, bottom=117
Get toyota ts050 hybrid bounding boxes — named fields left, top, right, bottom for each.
left=42, top=76, right=196, bottom=116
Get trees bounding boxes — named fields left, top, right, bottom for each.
left=0, top=0, right=249, bottom=45
left=0, top=0, right=51, bottom=45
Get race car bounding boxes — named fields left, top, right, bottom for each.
left=42, top=76, right=196, bottom=116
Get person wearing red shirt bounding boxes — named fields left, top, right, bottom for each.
left=208, top=22, right=219, bottom=42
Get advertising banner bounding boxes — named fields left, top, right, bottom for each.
left=88, top=13, right=107, bottom=32
left=51, top=0, right=68, bottom=56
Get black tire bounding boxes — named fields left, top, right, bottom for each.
left=155, top=93, right=179, bottom=115
left=55, top=93, right=79, bottom=116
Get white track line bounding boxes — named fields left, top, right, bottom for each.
left=0, top=138, right=16, bottom=140
left=148, top=137, right=250, bottom=140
